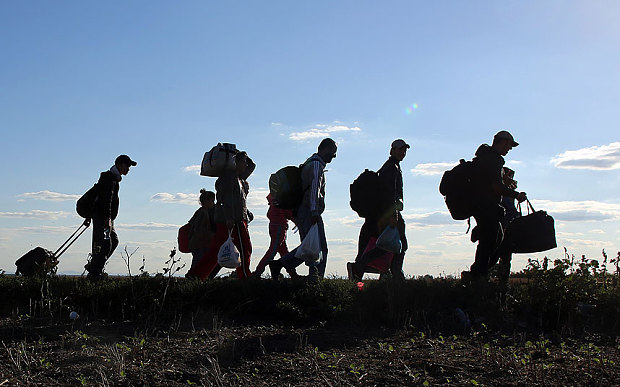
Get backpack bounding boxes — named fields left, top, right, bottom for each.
left=350, top=169, right=380, bottom=218
left=269, top=165, right=304, bottom=210
left=200, top=143, right=238, bottom=177
left=439, top=159, right=475, bottom=220
left=76, top=184, right=99, bottom=219
left=177, top=223, right=192, bottom=253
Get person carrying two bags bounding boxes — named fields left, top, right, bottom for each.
left=191, top=151, right=254, bottom=279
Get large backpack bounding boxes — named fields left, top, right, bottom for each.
left=200, top=143, right=238, bottom=177
left=350, top=169, right=381, bottom=218
left=269, top=165, right=304, bottom=210
left=439, top=159, right=475, bottom=220
left=76, top=183, right=99, bottom=219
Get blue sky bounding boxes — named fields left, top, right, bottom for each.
left=1, top=1, right=619, bottom=277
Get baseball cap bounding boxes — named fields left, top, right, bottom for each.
left=391, top=139, right=411, bottom=149
left=115, top=155, right=137, bottom=166
left=494, top=131, right=519, bottom=147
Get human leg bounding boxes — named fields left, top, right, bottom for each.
left=254, top=224, right=286, bottom=277
left=470, top=212, right=503, bottom=276
left=390, top=217, right=407, bottom=280
left=234, top=221, right=252, bottom=279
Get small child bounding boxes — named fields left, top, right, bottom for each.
left=253, top=194, right=298, bottom=278
left=185, top=189, right=216, bottom=278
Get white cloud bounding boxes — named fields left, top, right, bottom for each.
left=0, top=210, right=70, bottom=220
left=403, top=211, right=456, bottom=227
left=289, top=124, right=362, bottom=142
left=246, top=188, right=270, bottom=208
left=410, top=162, right=455, bottom=176
left=116, top=222, right=181, bottom=231
left=532, top=200, right=620, bottom=222
left=17, top=191, right=81, bottom=201
left=150, top=193, right=198, bottom=206
left=551, top=141, right=620, bottom=170
left=184, top=165, right=201, bottom=175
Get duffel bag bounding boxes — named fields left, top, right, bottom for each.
left=200, top=143, right=237, bottom=177
left=508, top=200, right=557, bottom=254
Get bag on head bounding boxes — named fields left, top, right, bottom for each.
left=350, top=169, right=380, bottom=218
left=200, top=143, right=238, bottom=177
left=76, top=184, right=99, bottom=219
left=439, top=159, right=475, bottom=220
left=269, top=165, right=304, bottom=210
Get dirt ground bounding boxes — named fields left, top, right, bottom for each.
left=1, top=319, right=618, bottom=386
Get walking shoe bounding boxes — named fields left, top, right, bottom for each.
left=286, top=268, right=301, bottom=280
left=307, top=265, right=319, bottom=283
left=269, top=260, right=283, bottom=281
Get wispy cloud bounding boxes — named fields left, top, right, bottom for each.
left=403, top=211, right=456, bottom=227
left=0, top=210, right=70, bottom=220
left=551, top=142, right=620, bottom=170
left=184, top=165, right=201, bottom=175
left=116, top=222, right=181, bottom=231
left=246, top=188, right=270, bottom=208
left=150, top=193, right=198, bottom=206
left=17, top=191, right=80, bottom=201
left=532, top=200, right=620, bottom=222
left=410, top=162, right=455, bottom=176
left=289, top=124, right=362, bottom=142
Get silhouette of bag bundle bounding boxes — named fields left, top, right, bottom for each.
left=200, top=143, right=238, bottom=177
left=508, top=200, right=557, bottom=254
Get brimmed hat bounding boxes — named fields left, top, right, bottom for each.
left=494, top=130, right=519, bottom=147
left=115, top=155, right=137, bottom=166
left=391, top=139, right=411, bottom=149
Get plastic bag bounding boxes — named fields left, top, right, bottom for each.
left=295, top=224, right=321, bottom=265
left=376, top=226, right=402, bottom=254
left=217, top=234, right=241, bottom=269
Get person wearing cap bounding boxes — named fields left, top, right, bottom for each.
left=468, top=131, right=527, bottom=279
left=350, top=139, right=410, bottom=281
left=85, top=154, right=137, bottom=280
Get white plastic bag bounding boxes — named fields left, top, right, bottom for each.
left=295, top=224, right=321, bottom=265
left=217, top=234, right=241, bottom=269
left=376, top=226, right=402, bottom=254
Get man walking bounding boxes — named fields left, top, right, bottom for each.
left=270, top=137, right=338, bottom=281
left=468, top=131, right=527, bottom=278
left=350, top=139, right=410, bottom=280
left=85, top=154, right=137, bottom=280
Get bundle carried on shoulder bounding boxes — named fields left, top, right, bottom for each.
left=439, top=159, right=475, bottom=220
left=350, top=169, right=380, bottom=218
left=200, top=143, right=238, bottom=177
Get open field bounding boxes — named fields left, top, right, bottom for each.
left=1, top=253, right=619, bottom=386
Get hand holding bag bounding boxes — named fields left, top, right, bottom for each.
left=376, top=225, right=402, bottom=254
left=217, top=232, right=241, bottom=268
left=295, top=224, right=321, bottom=265
left=508, top=199, right=557, bottom=254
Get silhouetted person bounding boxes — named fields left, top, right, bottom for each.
left=185, top=189, right=216, bottom=278
left=270, top=138, right=338, bottom=281
left=192, top=151, right=254, bottom=279
left=85, top=155, right=136, bottom=280
left=350, top=139, right=410, bottom=280
left=468, top=131, right=526, bottom=278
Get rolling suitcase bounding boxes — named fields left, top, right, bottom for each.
left=15, top=220, right=91, bottom=276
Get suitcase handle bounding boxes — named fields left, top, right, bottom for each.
left=517, top=199, right=535, bottom=215
left=53, top=221, right=90, bottom=259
